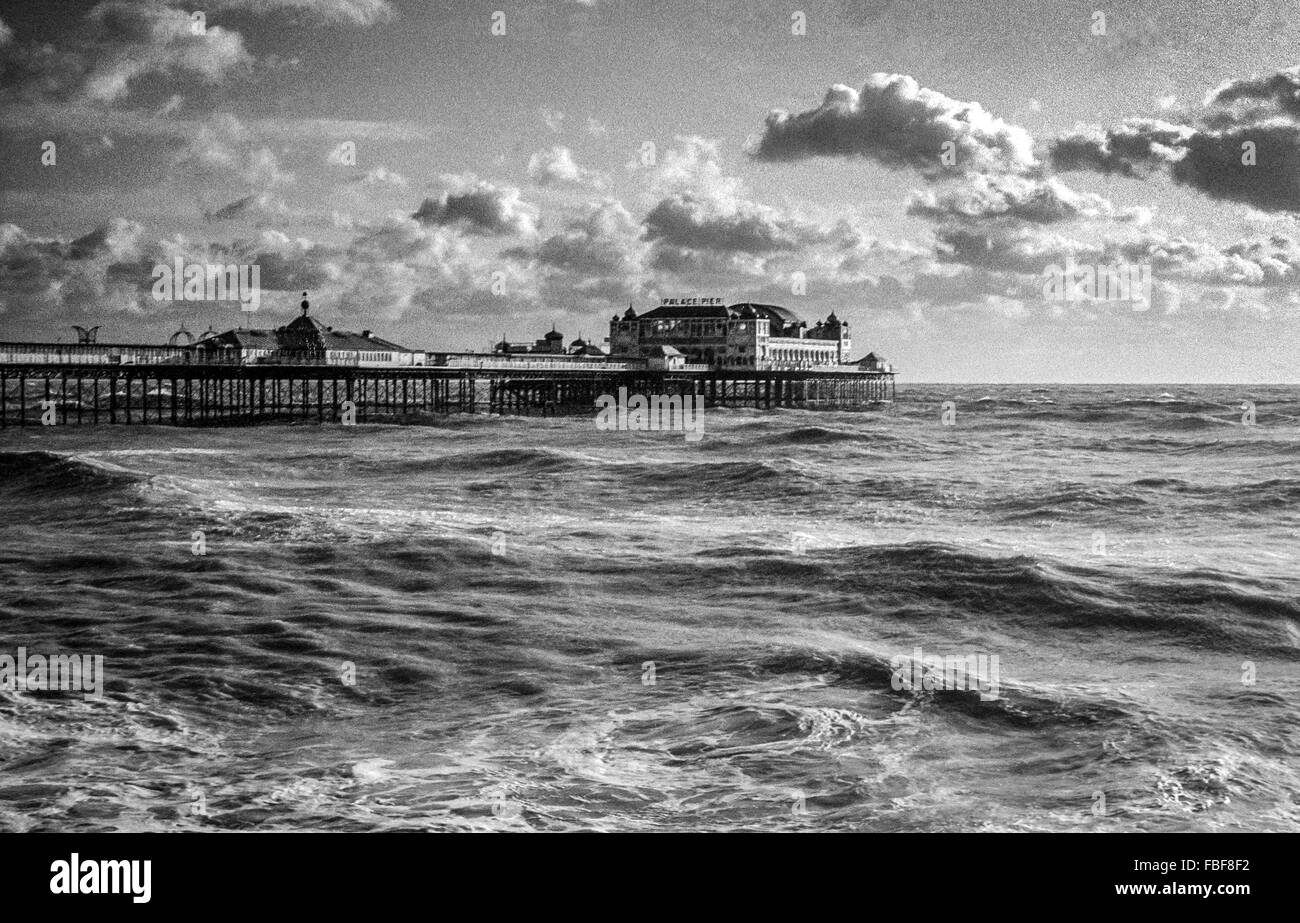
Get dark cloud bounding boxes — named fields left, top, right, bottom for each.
left=1050, top=67, right=1300, bottom=213
left=1050, top=119, right=1192, bottom=177
left=1208, top=65, right=1300, bottom=120
left=411, top=178, right=539, bottom=237
left=1171, top=121, right=1300, bottom=213
left=643, top=193, right=806, bottom=254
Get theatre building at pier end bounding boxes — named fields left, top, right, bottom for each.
left=608, top=298, right=879, bottom=372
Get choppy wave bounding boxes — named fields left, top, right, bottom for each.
left=1, top=383, right=1298, bottom=831
left=0, top=450, right=142, bottom=495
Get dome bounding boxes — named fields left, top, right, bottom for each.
left=168, top=324, right=195, bottom=347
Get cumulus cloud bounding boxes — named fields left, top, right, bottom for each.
left=84, top=3, right=251, bottom=102
left=1051, top=66, right=1300, bottom=213
left=411, top=176, right=540, bottom=237
left=0, top=219, right=153, bottom=322
left=0, top=1, right=253, bottom=105
left=1171, top=121, right=1300, bottom=213
left=907, top=175, right=1147, bottom=224
left=932, top=214, right=1300, bottom=299
left=340, top=214, right=538, bottom=321
left=501, top=136, right=912, bottom=310
left=0, top=1, right=391, bottom=108
left=1122, top=231, right=1300, bottom=287
left=1208, top=66, right=1300, bottom=120
left=628, top=135, right=893, bottom=294
left=645, top=193, right=809, bottom=253
left=510, top=199, right=647, bottom=302
left=644, top=136, right=868, bottom=259
left=526, top=145, right=606, bottom=189
left=171, top=113, right=292, bottom=186
left=219, top=229, right=336, bottom=291
left=647, top=136, right=746, bottom=202
left=529, top=199, right=644, bottom=276
left=1050, top=118, right=1193, bottom=177
left=753, top=73, right=1037, bottom=175
left=935, top=225, right=1100, bottom=275
left=70, top=217, right=147, bottom=262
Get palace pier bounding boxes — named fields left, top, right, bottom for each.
left=0, top=295, right=896, bottom=427
left=0, top=361, right=895, bottom=427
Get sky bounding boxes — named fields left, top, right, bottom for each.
left=1, top=0, right=1299, bottom=381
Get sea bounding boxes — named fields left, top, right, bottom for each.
left=1, top=383, right=1297, bottom=832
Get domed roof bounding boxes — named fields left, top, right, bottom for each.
left=728, top=302, right=802, bottom=324
left=168, top=324, right=195, bottom=346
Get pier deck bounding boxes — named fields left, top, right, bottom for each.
left=0, top=363, right=895, bottom=427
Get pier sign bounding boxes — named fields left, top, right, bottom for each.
left=661, top=296, right=724, bottom=307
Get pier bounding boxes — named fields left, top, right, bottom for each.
left=0, top=362, right=895, bottom=427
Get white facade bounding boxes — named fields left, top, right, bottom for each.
left=611, top=303, right=852, bottom=370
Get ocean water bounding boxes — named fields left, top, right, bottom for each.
left=0, top=383, right=1297, bottom=832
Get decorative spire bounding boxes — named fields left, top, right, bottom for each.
left=300, top=291, right=309, bottom=316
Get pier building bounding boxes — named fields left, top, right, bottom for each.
left=193, top=296, right=424, bottom=367
left=0, top=293, right=896, bottom=427
left=609, top=298, right=852, bottom=371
